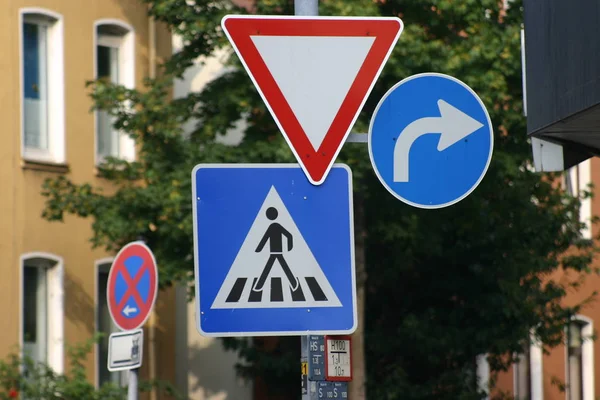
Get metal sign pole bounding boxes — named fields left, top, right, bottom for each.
left=301, top=336, right=310, bottom=400
left=128, top=368, right=139, bottom=400
left=294, top=0, right=319, bottom=389
left=293, top=0, right=319, bottom=395
left=294, top=0, right=318, bottom=16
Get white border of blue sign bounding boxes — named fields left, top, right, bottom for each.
left=368, top=72, right=494, bottom=209
left=191, top=163, right=357, bottom=337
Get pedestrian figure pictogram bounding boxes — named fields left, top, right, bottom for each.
left=210, top=186, right=340, bottom=309
left=253, top=207, right=298, bottom=291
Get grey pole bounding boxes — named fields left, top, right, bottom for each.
left=294, top=0, right=318, bottom=16
left=295, top=0, right=318, bottom=393
left=293, top=0, right=318, bottom=388
left=128, top=369, right=139, bottom=400
left=301, top=336, right=310, bottom=400
left=293, top=0, right=318, bottom=396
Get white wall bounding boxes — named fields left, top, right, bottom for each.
left=172, top=35, right=252, bottom=400
left=172, top=35, right=245, bottom=146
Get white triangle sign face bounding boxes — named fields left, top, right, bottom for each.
left=222, top=15, right=404, bottom=185
left=211, top=186, right=342, bottom=309
left=251, top=35, right=376, bottom=151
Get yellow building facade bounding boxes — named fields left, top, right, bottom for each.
left=0, top=0, right=176, bottom=393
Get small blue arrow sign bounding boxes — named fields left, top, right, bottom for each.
left=368, top=72, right=494, bottom=209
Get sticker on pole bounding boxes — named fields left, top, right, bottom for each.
left=107, top=241, right=158, bottom=331
left=222, top=15, right=403, bottom=185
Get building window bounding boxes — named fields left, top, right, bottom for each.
left=514, top=337, right=543, bottom=400
left=475, top=354, right=490, bottom=399
left=96, top=262, right=126, bottom=387
left=23, top=20, right=48, bottom=151
left=567, top=317, right=594, bottom=400
left=23, top=264, right=48, bottom=364
left=564, top=160, right=592, bottom=239
left=514, top=348, right=531, bottom=399
left=94, top=21, right=135, bottom=164
left=96, top=34, right=121, bottom=159
left=21, top=254, right=64, bottom=373
left=20, top=9, right=65, bottom=163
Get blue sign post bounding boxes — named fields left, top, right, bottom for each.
left=308, top=335, right=326, bottom=381
left=191, top=164, right=357, bottom=337
left=317, top=381, right=348, bottom=399
left=368, top=72, right=494, bottom=209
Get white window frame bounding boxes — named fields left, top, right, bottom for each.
left=513, top=334, right=544, bottom=400
left=565, top=315, right=594, bottom=400
left=19, top=253, right=64, bottom=374
left=564, top=159, right=592, bottom=240
left=93, top=19, right=136, bottom=165
left=476, top=354, right=490, bottom=399
left=94, top=259, right=127, bottom=388
left=19, top=8, right=65, bottom=164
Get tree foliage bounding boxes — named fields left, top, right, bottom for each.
left=41, top=0, right=598, bottom=399
left=0, top=336, right=182, bottom=400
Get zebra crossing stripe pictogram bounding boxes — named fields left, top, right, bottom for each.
left=211, top=186, right=342, bottom=309
left=224, top=276, right=329, bottom=304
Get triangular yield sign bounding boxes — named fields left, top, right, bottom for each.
left=222, top=15, right=403, bottom=185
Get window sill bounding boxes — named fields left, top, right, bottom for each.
left=22, top=159, right=70, bottom=174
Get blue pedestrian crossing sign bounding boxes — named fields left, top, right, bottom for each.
left=191, top=164, right=357, bottom=337
left=368, top=72, right=494, bottom=209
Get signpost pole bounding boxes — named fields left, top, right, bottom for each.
left=128, top=369, right=138, bottom=400
left=294, top=0, right=319, bottom=390
left=294, top=0, right=318, bottom=15
left=293, top=0, right=318, bottom=393
left=301, top=336, right=310, bottom=400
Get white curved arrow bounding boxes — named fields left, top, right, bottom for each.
left=123, top=305, right=138, bottom=316
left=393, top=99, right=484, bottom=182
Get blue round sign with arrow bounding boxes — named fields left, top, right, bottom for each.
left=368, top=73, right=493, bottom=209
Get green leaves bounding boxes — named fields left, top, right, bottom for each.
left=39, top=0, right=598, bottom=398
left=0, top=335, right=183, bottom=400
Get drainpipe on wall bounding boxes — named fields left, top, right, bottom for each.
left=149, top=11, right=157, bottom=79
left=148, top=10, right=157, bottom=400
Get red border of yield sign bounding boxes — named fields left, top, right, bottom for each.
left=222, top=15, right=403, bottom=185
left=107, top=241, right=158, bottom=331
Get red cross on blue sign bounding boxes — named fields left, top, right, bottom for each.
left=107, top=241, right=158, bottom=331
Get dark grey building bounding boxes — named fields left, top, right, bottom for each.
left=523, top=0, right=600, bottom=171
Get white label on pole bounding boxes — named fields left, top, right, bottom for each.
left=325, top=336, right=352, bottom=381
left=108, top=329, right=143, bottom=372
